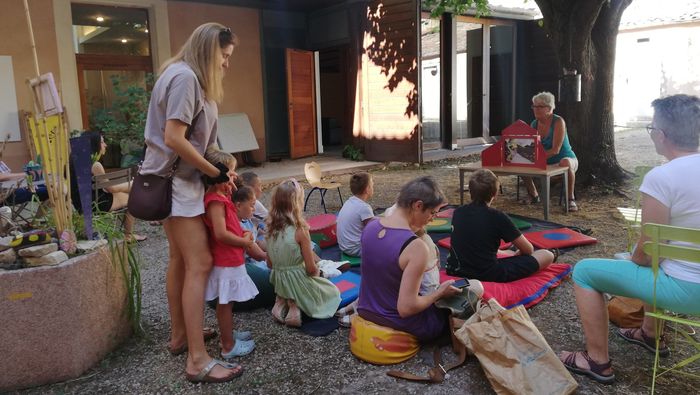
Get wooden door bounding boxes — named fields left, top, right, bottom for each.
left=286, top=49, right=317, bottom=159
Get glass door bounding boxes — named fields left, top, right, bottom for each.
left=454, top=16, right=515, bottom=144
left=488, top=23, right=515, bottom=136
left=420, top=16, right=441, bottom=148
left=455, top=20, right=484, bottom=141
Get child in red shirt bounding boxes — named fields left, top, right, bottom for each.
left=203, top=148, right=258, bottom=360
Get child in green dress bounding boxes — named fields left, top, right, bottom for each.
left=266, top=178, right=341, bottom=327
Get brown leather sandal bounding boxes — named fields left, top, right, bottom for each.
left=561, top=350, right=615, bottom=384
left=617, top=327, right=670, bottom=357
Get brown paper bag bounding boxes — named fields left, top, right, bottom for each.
left=455, top=299, right=578, bottom=395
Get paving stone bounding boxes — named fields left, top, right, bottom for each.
left=24, top=251, right=69, bottom=267
left=76, top=239, right=108, bottom=253
left=18, top=243, right=58, bottom=258
left=0, top=248, right=16, bottom=264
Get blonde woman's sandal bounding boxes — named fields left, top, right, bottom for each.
left=168, top=327, right=218, bottom=356
left=185, top=359, right=243, bottom=383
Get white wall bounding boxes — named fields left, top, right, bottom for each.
left=614, top=23, right=700, bottom=124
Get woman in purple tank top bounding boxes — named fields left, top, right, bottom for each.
left=357, top=176, right=462, bottom=341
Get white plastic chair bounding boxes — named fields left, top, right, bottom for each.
left=303, top=162, right=343, bottom=213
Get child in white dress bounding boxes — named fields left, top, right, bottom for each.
left=202, top=149, right=259, bottom=359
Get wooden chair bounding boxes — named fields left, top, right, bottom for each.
left=642, top=223, right=700, bottom=392
left=303, top=161, right=343, bottom=213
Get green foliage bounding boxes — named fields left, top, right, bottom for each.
left=90, top=73, right=154, bottom=152
left=422, top=0, right=491, bottom=17
left=342, top=145, right=364, bottom=161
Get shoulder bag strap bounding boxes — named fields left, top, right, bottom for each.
left=169, top=109, right=203, bottom=175
left=386, top=318, right=467, bottom=383
left=139, top=108, right=204, bottom=175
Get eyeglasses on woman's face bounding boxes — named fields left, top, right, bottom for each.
left=646, top=124, right=665, bottom=135
left=531, top=104, right=550, bottom=110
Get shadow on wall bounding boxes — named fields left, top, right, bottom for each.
left=365, top=3, right=418, bottom=118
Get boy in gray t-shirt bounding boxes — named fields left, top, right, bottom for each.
left=336, top=172, right=374, bottom=257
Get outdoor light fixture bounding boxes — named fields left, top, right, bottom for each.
left=121, top=38, right=127, bottom=43
left=96, top=16, right=104, bottom=22
left=558, top=68, right=581, bottom=103
left=144, top=29, right=148, bottom=33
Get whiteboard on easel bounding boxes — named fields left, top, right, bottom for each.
left=217, top=113, right=259, bottom=154
left=0, top=56, right=22, bottom=142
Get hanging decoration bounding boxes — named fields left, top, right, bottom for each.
left=558, top=67, right=581, bottom=103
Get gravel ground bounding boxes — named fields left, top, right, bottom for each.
left=17, top=128, right=696, bottom=394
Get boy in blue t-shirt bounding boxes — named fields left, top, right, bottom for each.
left=336, top=172, right=374, bottom=257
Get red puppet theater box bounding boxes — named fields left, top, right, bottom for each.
left=481, top=120, right=546, bottom=169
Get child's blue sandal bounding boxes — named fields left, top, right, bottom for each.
left=222, top=339, right=256, bottom=359
left=234, top=330, right=252, bottom=341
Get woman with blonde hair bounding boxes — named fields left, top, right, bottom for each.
left=141, top=22, right=241, bottom=383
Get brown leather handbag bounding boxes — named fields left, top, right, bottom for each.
left=127, top=111, right=202, bottom=221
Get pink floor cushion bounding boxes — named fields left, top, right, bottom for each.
left=308, top=213, right=338, bottom=248
left=331, top=271, right=361, bottom=308
left=437, top=237, right=452, bottom=249
left=437, top=237, right=511, bottom=251
left=482, top=264, right=572, bottom=308
left=436, top=208, right=454, bottom=218
left=524, top=228, right=597, bottom=249
left=438, top=263, right=572, bottom=309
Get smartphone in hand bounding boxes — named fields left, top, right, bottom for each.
left=452, top=278, right=470, bottom=289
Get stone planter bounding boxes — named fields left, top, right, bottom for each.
left=0, top=245, right=131, bottom=391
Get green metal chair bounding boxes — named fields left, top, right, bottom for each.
left=642, top=223, right=700, bottom=393
left=618, top=166, right=654, bottom=252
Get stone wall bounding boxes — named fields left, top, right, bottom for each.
left=0, top=245, right=131, bottom=391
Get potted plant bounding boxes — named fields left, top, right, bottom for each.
left=90, top=73, right=154, bottom=168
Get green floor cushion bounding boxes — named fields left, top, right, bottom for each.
left=508, top=215, right=532, bottom=230
left=426, top=217, right=452, bottom=233
left=341, top=252, right=362, bottom=267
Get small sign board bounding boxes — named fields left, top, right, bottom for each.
left=217, top=113, right=259, bottom=154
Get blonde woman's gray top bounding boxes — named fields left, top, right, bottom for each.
left=142, top=61, right=218, bottom=217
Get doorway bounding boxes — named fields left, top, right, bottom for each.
left=420, top=15, right=516, bottom=149
left=71, top=4, right=153, bottom=128
left=318, top=45, right=349, bottom=153
left=420, top=16, right=441, bottom=149
left=457, top=16, right=515, bottom=141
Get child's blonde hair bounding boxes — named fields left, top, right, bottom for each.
left=266, top=179, right=307, bottom=240
left=203, top=146, right=236, bottom=186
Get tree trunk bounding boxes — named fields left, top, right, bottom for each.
left=535, top=0, right=633, bottom=185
